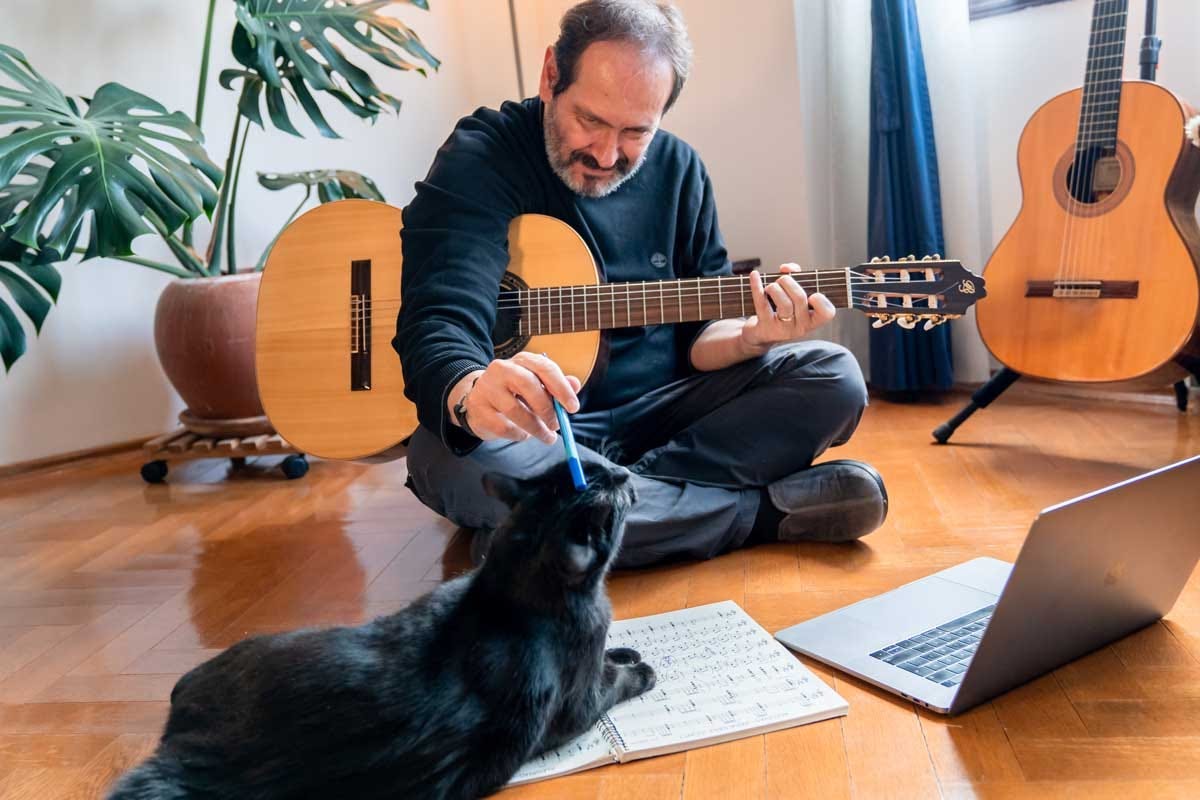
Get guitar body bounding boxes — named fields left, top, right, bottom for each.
left=255, top=199, right=601, bottom=461
left=977, top=81, right=1200, bottom=383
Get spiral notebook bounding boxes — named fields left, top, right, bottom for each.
left=508, top=600, right=848, bottom=786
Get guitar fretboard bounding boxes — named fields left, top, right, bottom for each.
left=1076, top=0, right=1128, bottom=151
left=507, top=271, right=852, bottom=336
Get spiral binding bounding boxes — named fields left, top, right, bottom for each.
left=596, top=714, right=628, bottom=754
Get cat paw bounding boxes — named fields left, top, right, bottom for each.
left=631, top=661, right=656, bottom=694
left=606, top=647, right=641, bottom=665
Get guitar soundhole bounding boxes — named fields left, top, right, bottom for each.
left=493, top=271, right=531, bottom=359
left=1065, top=147, right=1121, bottom=203
left=1053, top=140, right=1133, bottom=217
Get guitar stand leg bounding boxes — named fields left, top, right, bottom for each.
left=1174, top=379, right=1190, bottom=412
left=932, top=367, right=1022, bottom=444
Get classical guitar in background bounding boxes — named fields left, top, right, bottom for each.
left=975, top=0, right=1200, bottom=386
left=254, top=199, right=984, bottom=461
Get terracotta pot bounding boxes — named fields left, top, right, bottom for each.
left=154, top=271, right=270, bottom=434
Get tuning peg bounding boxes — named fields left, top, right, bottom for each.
left=896, top=315, right=918, bottom=330
left=932, top=253, right=942, bottom=260
left=870, top=256, right=881, bottom=263
left=922, top=314, right=947, bottom=331
left=905, top=254, right=916, bottom=261
left=921, top=255, right=934, bottom=261
left=871, top=314, right=895, bottom=328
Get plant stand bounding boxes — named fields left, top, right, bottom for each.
left=140, top=428, right=308, bottom=483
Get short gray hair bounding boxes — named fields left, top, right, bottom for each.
left=552, top=0, right=693, bottom=113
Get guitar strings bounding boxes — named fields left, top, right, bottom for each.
left=1063, top=0, right=1125, bottom=292
left=1087, top=0, right=1126, bottom=290
left=1076, top=0, right=1121, bottom=290
left=354, top=292, right=946, bottom=313
left=352, top=270, right=957, bottom=313
left=1062, top=0, right=1101, bottom=287
left=1081, top=0, right=1125, bottom=292
left=1060, top=1, right=1095, bottom=287
left=351, top=296, right=946, bottom=316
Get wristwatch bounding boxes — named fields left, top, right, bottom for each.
left=452, top=376, right=480, bottom=437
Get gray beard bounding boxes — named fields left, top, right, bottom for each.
left=543, top=102, right=650, bottom=199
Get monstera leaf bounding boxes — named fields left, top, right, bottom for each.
left=253, top=167, right=385, bottom=268
left=0, top=45, right=222, bottom=263
left=0, top=231, right=62, bottom=372
left=258, top=168, right=384, bottom=202
left=223, top=0, right=439, bottom=139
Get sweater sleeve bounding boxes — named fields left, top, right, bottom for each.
left=394, top=111, right=530, bottom=454
left=677, top=163, right=734, bottom=370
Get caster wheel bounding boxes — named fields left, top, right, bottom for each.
left=281, top=454, right=308, bottom=479
left=141, top=460, right=168, bottom=484
left=231, top=457, right=246, bottom=468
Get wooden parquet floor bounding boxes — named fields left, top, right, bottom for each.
left=1, top=388, right=1199, bottom=799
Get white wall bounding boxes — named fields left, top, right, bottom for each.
left=797, top=0, right=995, bottom=383
left=0, top=0, right=841, bottom=467
left=513, top=1, right=875, bottom=355
left=0, top=0, right=518, bottom=467
left=513, top=0, right=816, bottom=273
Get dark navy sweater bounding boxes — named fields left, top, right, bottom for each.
left=393, top=97, right=732, bottom=453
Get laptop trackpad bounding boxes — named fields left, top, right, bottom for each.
left=842, top=576, right=1000, bottom=636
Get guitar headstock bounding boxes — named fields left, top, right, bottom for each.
left=851, top=255, right=986, bottom=330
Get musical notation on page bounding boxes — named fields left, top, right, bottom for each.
left=507, top=601, right=847, bottom=786
left=509, top=727, right=612, bottom=784
left=604, top=602, right=840, bottom=753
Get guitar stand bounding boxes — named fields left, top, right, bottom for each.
left=932, top=0, right=1198, bottom=444
left=932, top=367, right=1022, bottom=444
left=932, top=370, right=1195, bottom=444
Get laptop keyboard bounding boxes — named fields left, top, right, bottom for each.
left=868, top=604, right=995, bottom=687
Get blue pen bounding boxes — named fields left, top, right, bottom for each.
left=553, top=398, right=587, bottom=491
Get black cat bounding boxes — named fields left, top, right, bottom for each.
left=107, top=461, right=654, bottom=800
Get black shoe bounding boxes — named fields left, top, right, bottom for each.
left=766, top=460, right=888, bottom=543
left=469, top=527, right=494, bottom=566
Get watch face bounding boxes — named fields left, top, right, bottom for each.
left=453, top=375, right=482, bottom=436
left=454, top=398, right=473, bottom=435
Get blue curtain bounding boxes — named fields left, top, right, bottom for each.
left=867, top=0, right=953, bottom=394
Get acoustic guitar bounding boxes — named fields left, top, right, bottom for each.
left=255, top=199, right=985, bottom=461
left=975, top=0, right=1200, bottom=384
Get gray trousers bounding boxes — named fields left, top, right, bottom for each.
left=405, top=341, right=868, bottom=569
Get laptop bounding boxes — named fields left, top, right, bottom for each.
left=774, top=454, right=1200, bottom=715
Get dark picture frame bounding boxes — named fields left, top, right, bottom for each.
left=969, top=0, right=1072, bottom=21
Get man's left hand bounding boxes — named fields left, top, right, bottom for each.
left=741, top=263, right=836, bottom=349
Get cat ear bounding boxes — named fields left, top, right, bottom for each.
left=481, top=472, right=534, bottom=507
left=613, top=468, right=636, bottom=498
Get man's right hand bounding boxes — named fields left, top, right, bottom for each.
left=447, top=352, right=582, bottom=444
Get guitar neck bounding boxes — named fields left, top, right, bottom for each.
left=507, top=270, right=853, bottom=336
left=1076, top=0, right=1129, bottom=151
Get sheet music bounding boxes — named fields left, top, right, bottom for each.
left=604, top=601, right=846, bottom=755
left=507, top=600, right=847, bottom=785
left=507, top=727, right=614, bottom=785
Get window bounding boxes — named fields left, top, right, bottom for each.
left=969, top=0, right=1071, bottom=21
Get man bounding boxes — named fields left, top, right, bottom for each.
left=395, top=0, right=887, bottom=569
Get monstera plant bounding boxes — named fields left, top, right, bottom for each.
left=0, top=0, right=438, bottom=419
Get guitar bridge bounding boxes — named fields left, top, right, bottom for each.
left=1025, top=279, right=1138, bottom=300
left=350, top=259, right=371, bottom=391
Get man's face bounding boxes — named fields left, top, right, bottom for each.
left=540, top=40, right=673, bottom=198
